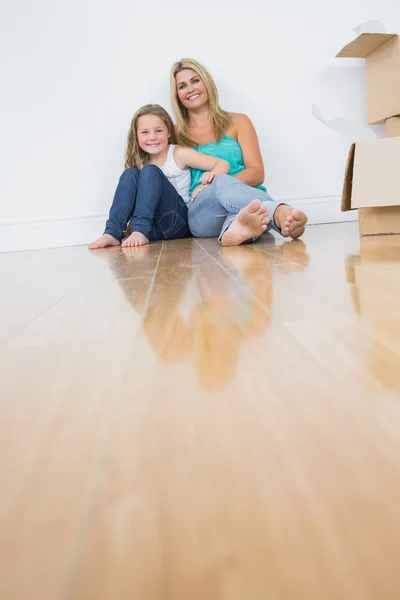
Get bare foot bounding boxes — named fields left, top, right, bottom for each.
left=274, top=206, right=307, bottom=239
left=221, top=200, right=270, bottom=246
left=122, top=231, right=149, bottom=247
left=89, top=233, right=120, bottom=250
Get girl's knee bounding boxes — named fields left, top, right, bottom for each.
left=140, top=164, right=161, bottom=177
left=120, top=167, right=139, bottom=182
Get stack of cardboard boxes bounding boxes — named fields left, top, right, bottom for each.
left=336, top=33, right=400, bottom=235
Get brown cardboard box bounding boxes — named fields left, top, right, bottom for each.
left=386, top=116, right=400, bottom=137
left=358, top=207, right=400, bottom=235
left=337, top=34, right=400, bottom=125
left=341, top=137, right=400, bottom=235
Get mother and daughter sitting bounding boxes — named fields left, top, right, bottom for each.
left=89, top=58, right=307, bottom=250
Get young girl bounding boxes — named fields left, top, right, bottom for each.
left=89, top=104, right=230, bottom=249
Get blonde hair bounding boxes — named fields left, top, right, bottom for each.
left=170, top=58, right=232, bottom=147
left=125, top=104, right=177, bottom=170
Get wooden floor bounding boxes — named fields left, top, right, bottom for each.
left=1, top=222, right=400, bottom=600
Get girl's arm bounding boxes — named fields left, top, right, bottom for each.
left=233, top=114, right=265, bottom=187
left=174, top=147, right=230, bottom=182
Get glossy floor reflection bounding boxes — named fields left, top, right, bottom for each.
left=1, top=222, right=400, bottom=599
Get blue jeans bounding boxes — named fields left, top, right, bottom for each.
left=104, top=165, right=190, bottom=241
left=188, top=174, right=283, bottom=243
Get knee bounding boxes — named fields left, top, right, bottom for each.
left=120, top=167, right=139, bottom=182
left=214, top=173, right=232, bottom=189
left=211, top=173, right=233, bottom=200
left=216, top=174, right=231, bottom=182
left=140, top=164, right=162, bottom=178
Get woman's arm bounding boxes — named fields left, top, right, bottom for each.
left=233, top=114, right=265, bottom=187
left=174, top=147, right=230, bottom=181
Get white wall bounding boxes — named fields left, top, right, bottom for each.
left=1, top=0, right=399, bottom=250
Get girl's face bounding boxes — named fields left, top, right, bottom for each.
left=175, top=69, right=208, bottom=111
left=137, top=114, right=170, bottom=156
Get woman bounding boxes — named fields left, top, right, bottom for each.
left=169, top=58, right=308, bottom=245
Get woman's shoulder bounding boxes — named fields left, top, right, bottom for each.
left=232, top=112, right=249, bottom=120
left=232, top=113, right=253, bottom=126
left=227, top=113, right=254, bottom=138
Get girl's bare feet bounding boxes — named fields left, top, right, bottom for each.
left=89, top=233, right=120, bottom=250
left=221, top=200, right=270, bottom=246
left=122, top=231, right=149, bottom=247
left=274, top=206, right=308, bottom=239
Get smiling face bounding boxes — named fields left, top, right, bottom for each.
left=137, top=114, right=170, bottom=156
left=175, top=69, right=209, bottom=111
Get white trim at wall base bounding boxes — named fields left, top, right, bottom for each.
left=292, top=195, right=357, bottom=226
left=0, top=215, right=107, bottom=253
left=0, top=196, right=357, bottom=253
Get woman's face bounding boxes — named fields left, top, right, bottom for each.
left=175, top=69, right=208, bottom=111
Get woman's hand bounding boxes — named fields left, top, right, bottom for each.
left=191, top=183, right=208, bottom=201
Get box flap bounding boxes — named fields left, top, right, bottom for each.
left=366, top=38, right=400, bottom=124
left=352, top=137, right=400, bottom=208
left=386, top=116, right=400, bottom=137
left=336, top=33, right=397, bottom=58
left=341, top=143, right=356, bottom=212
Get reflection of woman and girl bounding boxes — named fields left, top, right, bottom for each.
left=95, top=238, right=310, bottom=390
left=90, top=58, right=307, bottom=250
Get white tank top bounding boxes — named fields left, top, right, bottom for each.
left=159, top=145, right=191, bottom=204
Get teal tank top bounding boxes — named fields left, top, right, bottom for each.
left=190, top=135, right=267, bottom=196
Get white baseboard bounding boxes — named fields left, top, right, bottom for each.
left=286, top=195, right=357, bottom=225
left=0, top=215, right=107, bottom=253
left=0, top=196, right=357, bottom=253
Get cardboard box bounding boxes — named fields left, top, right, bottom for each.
left=337, top=33, right=400, bottom=124
left=342, top=137, right=400, bottom=235
left=386, top=116, right=400, bottom=137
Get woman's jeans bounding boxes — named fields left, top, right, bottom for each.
left=104, top=165, right=190, bottom=241
left=188, top=174, right=283, bottom=243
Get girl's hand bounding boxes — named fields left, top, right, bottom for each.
left=191, top=183, right=208, bottom=201
left=200, top=171, right=215, bottom=185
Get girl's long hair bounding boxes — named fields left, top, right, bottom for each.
left=125, top=104, right=177, bottom=169
left=170, top=58, right=232, bottom=147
